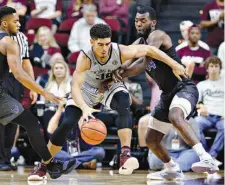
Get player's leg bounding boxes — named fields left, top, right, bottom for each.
left=48, top=105, right=82, bottom=158
left=146, top=116, right=183, bottom=180
left=27, top=105, right=82, bottom=181
left=168, top=86, right=219, bottom=173
left=109, top=90, right=139, bottom=175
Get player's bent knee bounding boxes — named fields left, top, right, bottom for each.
left=59, top=118, right=74, bottom=133
left=168, top=108, right=184, bottom=127
left=111, top=91, right=130, bottom=114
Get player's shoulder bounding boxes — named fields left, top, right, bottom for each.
left=150, top=29, right=166, bottom=37
left=175, top=41, right=189, bottom=51
left=1, top=35, right=16, bottom=45
left=198, top=40, right=210, bottom=51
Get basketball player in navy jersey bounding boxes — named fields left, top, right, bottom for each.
left=29, top=23, right=188, bottom=179
left=113, top=6, right=219, bottom=180
left=0, top=6, right=77, bottom=180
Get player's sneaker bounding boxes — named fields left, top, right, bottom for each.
left=147, top=165, right=183, bottom=181
left=191, top=158, right=219, bottom=174
left=47, top=158, right=78, bottom=179
left=28, top=162, right=47, bottom=181
left=118, top=150, right=139, bottom=175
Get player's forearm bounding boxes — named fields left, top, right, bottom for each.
left=15, top=70, right=44, bottom=96
left=47, top=108, right=63, bottom=134
left=22, top=59, right=35, bottom=80
left=121, top=58, right=146, bottom=78
left=200, top=20, right=219, bottom=28
left=146, top=46, right=178, bottom=69
left=71, top=85, right=89, bottom=111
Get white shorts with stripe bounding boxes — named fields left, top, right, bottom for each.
left=66, top=82, right=131, bottom=109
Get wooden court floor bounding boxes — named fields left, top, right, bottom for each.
left=0, top=167, right=224, bottom=185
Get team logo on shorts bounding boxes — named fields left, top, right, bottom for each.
left=11, top=105, right=19, bottom=114
left=146, top=60, right=156, bottom=71
left=112, top=60, right=118, bottom=65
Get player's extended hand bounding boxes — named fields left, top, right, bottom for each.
left=172, top=64, right=188, bottom=81
left=112, top=68, right=124, bottom=82
left=29, top=91, right=38, bottom=104
left=42, top=91, right=62, bottom=104
left=81, top=106, right=101, bottom=122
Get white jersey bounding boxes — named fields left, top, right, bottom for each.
left=67, top=43, right=130, bottom=108
left=82, top=42, right=122, bottom=89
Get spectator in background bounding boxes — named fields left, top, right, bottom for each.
left=179, top=20, right=193, bottom=41
left=36, top=53, right=64, bottom=88
left=99, top=0, right=129, bottom=27
left=200, top=0, right=224, bottom=55
left=30, top=0, right=63, bottom=33
left=68, top=4, right=105, bottom=53
left=177, top=21, right=209, bottom=52
left=217, top=41, right=225, bottom=76
left=30, top=26, right=61, bottom=68
left=195, top=56, right=224, bottom=164
left=43, top=60, right=71, bottom=101
left=6, top=0, right=27, bottom=17
left=37, top=59, right=71, bottom=141
left=176, top=25, right=211, bottom=82
left=67, top=0, right=96, bottom=19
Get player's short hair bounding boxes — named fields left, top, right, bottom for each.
left=205, top=56, right=222, bottom=69
left=136, top=6, right=157, bottom=20
left=90, top=23, right=111, bottom=40
left=0, top=6, right=16, bottom=23
left=188, top=24, right=201, bottom=33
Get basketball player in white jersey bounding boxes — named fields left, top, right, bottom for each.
left=29, top=23, right=187, bottom=179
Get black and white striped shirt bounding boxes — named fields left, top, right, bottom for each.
left=11, top=32, right=29, bottom=62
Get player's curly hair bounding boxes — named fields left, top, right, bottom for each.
left=137, top=6, right=157, bottom=20
left=0, top=6, right=16, bottom=23
left=90, top=23, right=112, bottom=40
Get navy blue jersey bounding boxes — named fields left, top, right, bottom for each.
left=0, top=33, right=10, bottom=85
left=145, top=45, right=183, bottom=93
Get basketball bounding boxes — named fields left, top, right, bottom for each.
left=80, top=118, right=107, bottom=145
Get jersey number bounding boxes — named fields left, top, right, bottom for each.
left=96, top=73, right=112, bottom=80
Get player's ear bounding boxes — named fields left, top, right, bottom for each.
left=152, top=20, right=157, bottom=27
left=90, top=38, right=94, bottom=46
left=1, top=20, right=7, bottom=28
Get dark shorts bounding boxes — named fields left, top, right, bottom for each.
left=151, top=79, right=199, bottom=123
left=0, top=91, right=24, bottom=125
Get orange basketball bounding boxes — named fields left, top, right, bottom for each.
left=81, top=118, right=107, bottom=145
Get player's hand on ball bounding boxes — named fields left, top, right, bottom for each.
left=172, top=64, right=188, bottom=81
left=112, top=68, right=124, bottom=82
left=42, top=91, right=62, bottom=104
left=81, top=106, right=101, bottom=122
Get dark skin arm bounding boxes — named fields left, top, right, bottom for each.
left=119, top=30, right=172, bottom=79
left=1, top=37, right=61, bottom=103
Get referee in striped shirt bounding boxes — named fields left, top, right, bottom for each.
left=0, top=32, right=37, bottom=171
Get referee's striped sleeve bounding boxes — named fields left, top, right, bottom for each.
left=11, top=32, right=30, bottom=61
